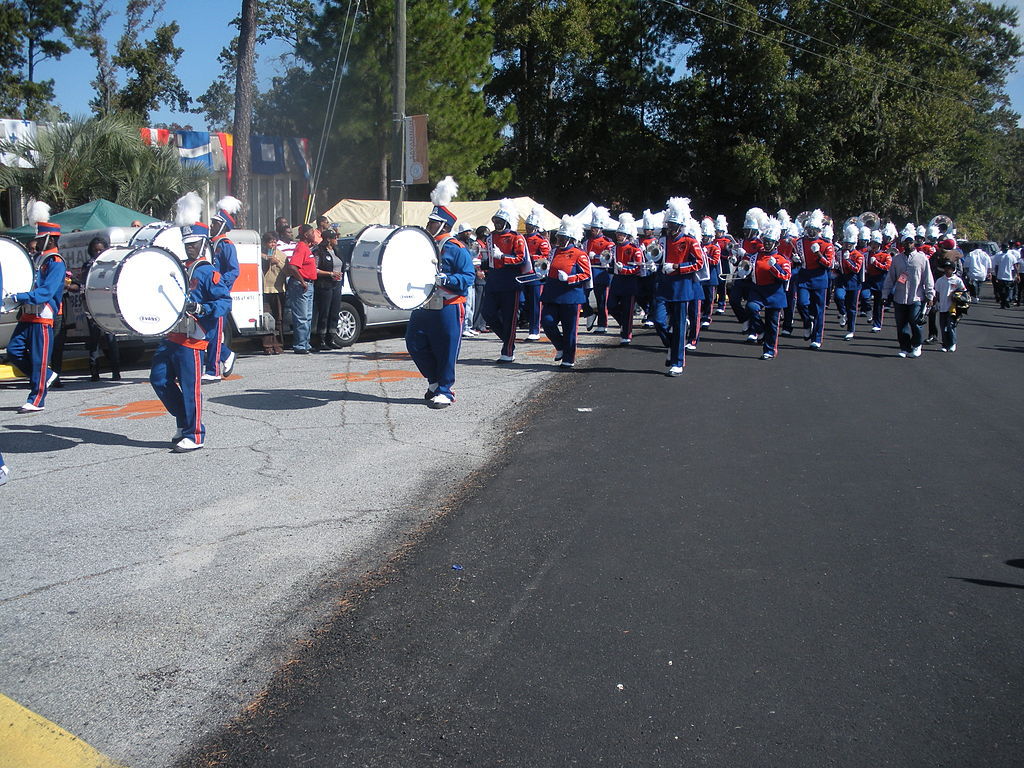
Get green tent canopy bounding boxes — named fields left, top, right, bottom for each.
left=3, top=199, right=160, bottom=242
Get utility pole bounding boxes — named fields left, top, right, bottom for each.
left=233, top=0, right=258, bottom=227
left=389, top=0, right=406, bottom=226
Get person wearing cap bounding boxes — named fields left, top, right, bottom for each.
left=712, top=215, right=733, bottom=315
left=4, top=201, right=66, bottom=412
left=201, top=197, right=242, bottom=382
left=607, top=213, right=644, bottom=345
left=523, top=207, right=551, bottom=341
left=934, top=258, right=968, bottom=352
left=863, top=230, right=892, bottom=331
left=406, top=176, right=475, bottom=408
left=882, top=225, right=935, bottom=358
left=745, top=217, right=791, bottom=360
left=727, top=208, right=765, bottom=333
left=311, top=227, right=346, bottom=350
left=150, top=194, right=232, bottom=452
left=583, top=208, right=616, bottom=333
left=780, top=220, right=803, bottom=336
left=541, top=216, right=592, bottom=368
left=795, top=209, right=834, bottom=349
left=835, top=222, right=865, bottom=340
left=481, top=199, right=529, bottom=363
left=653, top=198, right=704, bottom=376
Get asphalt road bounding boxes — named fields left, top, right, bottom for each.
left=184, top=298, right=1024, bottom=768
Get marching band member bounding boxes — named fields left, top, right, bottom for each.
left=712, top=215, right=732, bottom=314
left=541, top=215, right=592, bottom=368
left=919, top=225, right=937, bottom=258
left=607, top=212, right=644, bottom=345
left=729, top=207, right=766, bottom=331
left=698, top=217, right=720, bottom=329
left=584, top=207, right=616, bottom=333
left=835, top=222, right=865, bottom=340
left=405, top=176, right=476, bottom=409
left=653, top=198, right=704, bottom=377
left=864, top=230, right=891, bottom=331
left=745, top=217, right=792, bottom=360
left=202, top=196, right=242, bottom=382
left=684, top=216, right=708, bottom=349
left=781, top=220, right=803, bottom=335
left=481, top=199, right=529, bottom=363
left=523, top=206, right=551, bottom=341
left=4, top=201, right=66, bottom=413
left=637, top=209, right=661, bottom=326
left=150, top=193, right=232, bottom=452
left=795, top=209, right=834, bottom=349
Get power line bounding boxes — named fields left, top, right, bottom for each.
left=657, top=0, right=976, bottom=109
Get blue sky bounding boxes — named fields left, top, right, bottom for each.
left=38, top=0, right=1024, bottom=128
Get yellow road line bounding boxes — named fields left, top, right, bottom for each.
left=0, top=693, right=123, bottom=768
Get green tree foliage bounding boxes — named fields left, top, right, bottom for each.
left=256, top=0, right=506, bottom=201
left=0, top=0, right=80, bottom=119
left=0, top=113, right=209, bottom=217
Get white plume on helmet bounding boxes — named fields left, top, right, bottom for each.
left=901, top=223, right=917, bottom=241
left=859, top=224, right=872, bottom=242
left=743, top=207, right=768, bottom=232
left=665, top=197, right=692, bottom=225
left=777, top=209, right=792, bottom=227
left=174, top=191, right=204, bottom=227
left=870, top=230, right=883, bottom=244
left=822, top=223, right=834, bottom=240
left=27, top=200, right=51, bottom=225
left=843, top=221, right=859, bottom=244
left=525, top=205, right=546, bottom=228
left=884, top=221, right=898, bottom=239
left=714, top=214, right=728, bottom=233
left=616, top=212, right=638, bottom=237
left=431, top=175, right=459, bottom=206
left=558, top=214, right=583, bottom=242
left=916, top=224, right=926, bottom=237
left=642, top=208, right=663, bottom=231
left=787, top=221, right=801, bottom=239
left=762, top=216, right=783, bottom=242
left=683, top=217, right=702, bottom=238
left=590, top=205, right=611, bottom=229
left=215, top=195, right=242, bottom=215
left=805, top=209, right=825, bottom=230
left=700, top=217, right=716, bottom=237
left=926, top=224, right=940, bottom=238
left=494, top=197, right=518, bottom=226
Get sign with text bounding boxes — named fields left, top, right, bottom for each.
left=403, top=114, right=429, bottom=185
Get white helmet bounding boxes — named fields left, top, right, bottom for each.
left=821, top=223, right=834, bottom=241
left=843, top=222, right=859, bottom=244
left=870, top=230, right=883, bottom=244
left=901, top=223, right=917, bottom=242
left=787, top=221, right=801, bottom=239
left=743, top=207, right=768, bottom=232
left=665, top=197, right=692, bottom=225
left=683, top=217, right=701, bottom=238
left=805, top=209, right=825, bottom=231
left=762, top=216, right=783, bottom=242
left=714, top=214, right=728, bottom=233
left=557, top=214, right=584, bottom=242
left=590, top=205, right=611, bottom=229
left=525, top=205, right=545, bottom=228
left=493, top=198, right=518, bottom=227
left=916, top=224, right=926, bottom=238
left=616, top=212, right=638, bottom=238
left=700, top=217, right=716, bottom=238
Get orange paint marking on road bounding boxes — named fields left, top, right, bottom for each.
left=331, top=370, right=421, bottom=383
left=79, top=400, right=167, bottom=420
left=224, top=374, right=243, bottom=381
left=523, top=347, right=596, bottom=359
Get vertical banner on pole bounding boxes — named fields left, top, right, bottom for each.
left=403, top=114, right=429, bottom=185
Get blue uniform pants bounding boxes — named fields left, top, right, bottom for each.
left=783, top=274, right=806, bottom=332
left=835, top=277, right=862, bottom=333
left=652, top=299, right=689, bottom=368
left=591, top=282, right=611, bottom=329
left=204, top=315, right=233, bottom=375
left=798, top=271, right=829, bottom=344
left=607, top=293, right=636, bottom=340
left=700, top=283, right=717, bottom=326
left=150, top=341, right=206, bottom=444
left=524, top=283, right=542, bottom=335
left=747, top=299, right=782, bottom=357
left=481, top=290, right=520, bottom=357
left=7, top=321, right=54, bottom=408
left=728, top=280, right=750, bottom=325
left=406, top=303, right=466, bottom=398
left=541, top=303, right=581, bottom=364
left=686, top=295, right=705, bottom=345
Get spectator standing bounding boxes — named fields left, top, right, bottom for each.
left=283, top=224, right=319, bottom=353
left=260, top=232, right=287, bottom=354
left=312, top=228, right=346, bottom=350
left=962, top=247, right=992, bottom=301
left=882, top=227, right=935, bottom=358
left=991, top=243, right=1020, bottom=309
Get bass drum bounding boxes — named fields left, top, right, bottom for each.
left=85, top=245, right=188, bottom=336
left=130, top=222, right=187, bottom=261
left=0, top=236, right=35, bottom=296
left=349, top=224, right=438, bottom=310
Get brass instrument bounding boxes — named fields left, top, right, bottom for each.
left=928, top=214, right=954, bottom=236
left=858, top=211, right=881, bottom=230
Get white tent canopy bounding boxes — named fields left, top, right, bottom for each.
left=321, top=196, right=562, bottom=232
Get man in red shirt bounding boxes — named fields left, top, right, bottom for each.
left=283, top=224, right=319, bottom=353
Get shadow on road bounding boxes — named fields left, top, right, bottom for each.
left=949, top=558, right=1024, bottom=590
left=208, top=388, right=425, bottom=410
left=2, top=423, right=170, bottom=452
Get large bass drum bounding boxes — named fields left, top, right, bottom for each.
left=129, top=221, right=187, bottom=261
left=349, top=224, right=438, bottom=310
left=85, top=245, right=188, bottom=336
left=0, top=236, right=35, bottom=296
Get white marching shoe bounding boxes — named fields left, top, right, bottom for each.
left=173, top=438, right=204, bottom=453
left=428, top=393, right=453, bottom=409
left=18, top=402, right=44, bottom=413
left=223, top=350, right=237, bottom=376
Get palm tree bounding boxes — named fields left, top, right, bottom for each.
left=0, top=114, right=210, bottom=219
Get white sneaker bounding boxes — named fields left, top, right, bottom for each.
left=685, top=342, right=697, bottom=350
left=949, top=344, right=956, bottom=352
left=619, top=338, right=630, bottom=345
left=173, top=437, right=204, bottom=452
left=497, top=354, right=515, bottom=363
left=761, top=352, right=774, bottom=360
left=898, top=350, right=908, bottom=358
left=201, top=373, right=222, bottom=383
left=940, top=347, right=948, bottom=353
left=554, top=351, right=564, bottom=362
left=746, top=333, right=758, bottom=342
left=526, top=333, right=540, bottom=341
left=910, top=346, right=922, bottom=357
left=46, top=369, right=58, bottom=387
left=844, top=332, right=854, bottom=340
left=642, top=320, right=655, bottom=328
left=713, top=308, right=725, bottom=315
left=0, top=464, right=8, bottom=486
left=428, top=393, right=453, bottom=409
left=222, top=350, right=236, bottom=376
left=462, top=330, right=475, bottom=338
left=594, top=326, right=607, bottom=333
left=559, top=361, right=575, bottom=369
left=667, top=365, right=683, bottom=376
left=871, top=326, right=881, bottom=332
left=809, top=341, right=821, bottom=349
left=18, top=402, right=44, bottom=413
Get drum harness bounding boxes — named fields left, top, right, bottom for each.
left=20, top=249, right=62, bottom=321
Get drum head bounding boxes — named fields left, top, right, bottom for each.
left=130, top=222, right=186, bottom=261
left=0, top=236, right=35, bottom=295
left=379, top=227, right=438, bottom=310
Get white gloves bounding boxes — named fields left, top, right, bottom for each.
left=434, top=273, right=447, bottom=286
left=810, top=242, right=821, bottom=253
left=1, top=294, right=19, bottom=313
left=768, top=257, right=776, bottom=266
left=662, top=262, right=677, bottom=274
left=557, top=269, right=569, bottom=282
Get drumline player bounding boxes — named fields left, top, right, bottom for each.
left=202, top=196, right=242, bottom=382
left=405, top=176, right=476, bottom=409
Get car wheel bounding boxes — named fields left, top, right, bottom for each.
left=335, top=301, right=362, bottom=347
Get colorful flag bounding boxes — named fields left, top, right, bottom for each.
left=139, top=127, right=171, bottom=146
left=252, top=135, right=286, bottom=175
left=176, top=131, right=213, bottom=170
